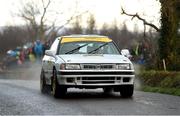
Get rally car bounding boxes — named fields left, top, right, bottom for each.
left=40, top=35, right=135, bottom=98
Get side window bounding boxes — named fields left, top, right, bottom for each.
left=50, top=38, right=60, bottom=54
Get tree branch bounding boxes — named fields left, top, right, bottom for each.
left=56, top=10, right=89, bottom=32
left=41, top=0, right=51, bottom=25
left=121, top=7, right=160, bottom=32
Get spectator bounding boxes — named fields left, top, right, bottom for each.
left=19, top=49, right=25, bottom=63
left=137, top=54, right=145, bottom=65
left=34, top=40, right=43, bottom=60
left=43, top=41, right=50, bottom=55
left=28, top=48, right=36, bottom=63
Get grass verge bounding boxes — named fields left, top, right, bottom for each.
left=141, top=86, right=180, bottom=96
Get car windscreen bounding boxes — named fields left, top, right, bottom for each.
left=58, top=41, right=120, bottom=55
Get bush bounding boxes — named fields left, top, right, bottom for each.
left=160, top=75, right=180, bottom=88
left=137, top=71, right=180, bottom=88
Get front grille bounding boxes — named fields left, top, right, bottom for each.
left=101, top=65, right=114, bottom=69
left=59, top=71, right=134, bottom=75
left=123, top=77, right=130, bottom=82
left=82, top=64, right=115, bottom=70
left=82, top=81, right=115, bottom=84
left=82, top=77, right=115, bottom=80
left=81, top=76, right=117, bottom=84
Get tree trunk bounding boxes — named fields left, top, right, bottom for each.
left=158, top=0, right=179, bottom=70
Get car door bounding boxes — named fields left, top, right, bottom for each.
left=43, top=38, right=60, bottom=84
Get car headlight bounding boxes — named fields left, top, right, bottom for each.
left=116, top=63, right=131, bottom=70
left=63, top=64, right=81, bottom=70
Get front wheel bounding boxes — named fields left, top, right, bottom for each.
left=120, top=85, right=134, bottom=98
left=40, top=69, right=48, bottom=93
left=52, top=69, right=67, bottom=98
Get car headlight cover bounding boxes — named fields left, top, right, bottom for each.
left=65, top=64, right=81, bottom=70
left=116, top=63, right=131, bottom=70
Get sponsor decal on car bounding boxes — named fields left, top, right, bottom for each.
left=61, top=37, right=112, bottom=43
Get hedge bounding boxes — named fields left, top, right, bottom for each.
left=142, top=86, right=180, bottom=96
left=136, top=71, right=180, bottom=89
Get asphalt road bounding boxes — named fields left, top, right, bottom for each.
left=0, top=64, right=180, bottom=115
left=0, top=78, right=180, bottom=115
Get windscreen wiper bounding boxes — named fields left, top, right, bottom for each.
left=65, top=43, right=89, bottom=54
left=88, top=42, right=109, bottom=54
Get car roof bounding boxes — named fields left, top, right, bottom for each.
left=61, top=34, right=109, bottom=38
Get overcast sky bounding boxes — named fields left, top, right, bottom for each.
left=0, top=0, right=161, bottom=31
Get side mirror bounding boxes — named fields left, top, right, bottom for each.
left=121, top=49, right=132, bottom=58
left=45, top=50, right=56, bottom=57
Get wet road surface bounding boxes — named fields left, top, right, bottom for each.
left=0, top=78, right=180, bottom=115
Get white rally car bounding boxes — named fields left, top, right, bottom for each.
left=40, top=35, right=135, bottom=98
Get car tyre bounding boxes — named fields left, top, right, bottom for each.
left=120, top=85, right=134, bottom=98
left=40, top=69, right=48, bottom=93
left=103, top=88, right=112, bottom=94
left=52, top=69, right=67, bottom=98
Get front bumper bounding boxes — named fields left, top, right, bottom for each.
left=57, top=70, right=135, bottom=87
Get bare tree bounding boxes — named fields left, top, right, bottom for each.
left=86, top=14, right=96, bottom=34
left=0, top=26, right=30, bottom=54
left=99, top=23, right=110, bottom=36
left=70, top=16, right=83, bottom=34
left=19, top=0, right=51, bottom=41
left=39, top=0, right=51, bottom=40
left=121, top=7, right=160, bottom=32
left=19, top=0, right=41, bottom=41
left=121, top=0, right=180, bottom=70
left=18, top=0, right=89, bottom=41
